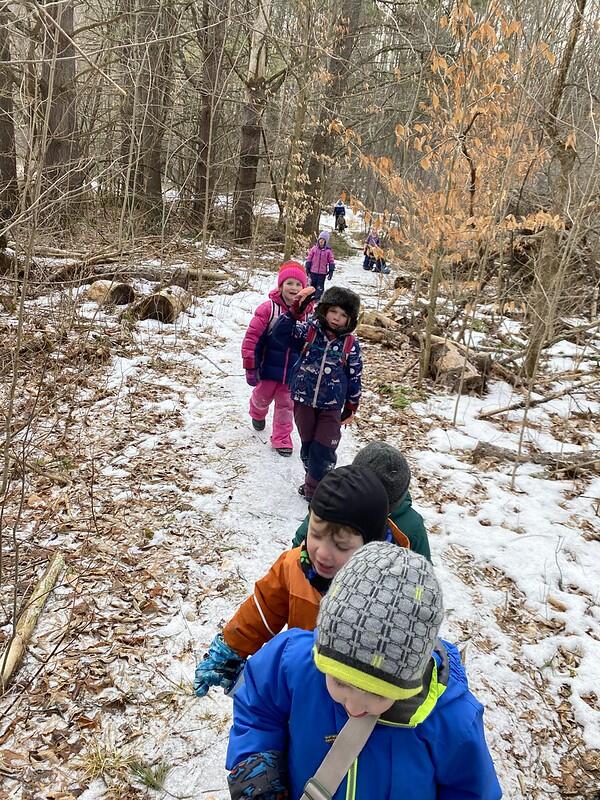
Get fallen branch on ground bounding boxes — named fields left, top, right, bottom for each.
left=470, top=441, right=600, bottom=475
left=1, top=552, right=65, bottom=693
left=478, top=373, right=600, bottom=419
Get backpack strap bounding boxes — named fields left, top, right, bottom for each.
left=300, top=714, right=378, bottom=800
left=266, top=299, right=279, bottom=334
left=341, top=334, right=355, bottom=364
left=300, top=322, right=318, bottom=357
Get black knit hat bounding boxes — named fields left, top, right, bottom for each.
left=353, top=442, right=411, bottom=507
left=310, top=465, right=389, bottom=543
left=316, top=286, right=361, bottom=333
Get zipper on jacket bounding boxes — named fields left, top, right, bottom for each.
left=312, top=339, right=333, bottom=406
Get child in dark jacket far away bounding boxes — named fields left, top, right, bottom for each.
left=226, top=542, right=503, bottom=800
left=271, top=284, right=362, bottom=501
left=241, top=261, right=311, bottom=457
left=193, top=465, right=391, bottom=698
left=305, top=230, right=335, bottom=300
left=292, top=441, right=432, bottom=561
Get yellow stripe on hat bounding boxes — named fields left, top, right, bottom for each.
left=314, top=648, right=422, bottom=701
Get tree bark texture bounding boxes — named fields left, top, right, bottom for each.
left=302, top=0, right=363, bottom=236
left=524, top=0, right=587, bottom=378
left=233, top=0, right=272, bottom=241
left=193, top=0, right=226, bottom=223
left=0, top=7, right=18, bottom=244
left=39, top=0, right=83, bottom=216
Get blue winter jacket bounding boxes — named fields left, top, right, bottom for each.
left=271, top=315, right=362, bottom=411
left=227, top=629, right=502, bottom=800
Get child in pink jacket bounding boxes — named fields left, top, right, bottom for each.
left=241, top=262, right=311, bottom=456
left=305, top=231, right=335, bottom=300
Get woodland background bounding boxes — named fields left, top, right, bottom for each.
left=1, top=0, right=600, bottom=797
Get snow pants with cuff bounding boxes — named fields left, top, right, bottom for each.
left=308, top=271, right=327, bottom=300
left=294, top=404, right=342, bottom=500
left=249, top=380, right=294, bottom=450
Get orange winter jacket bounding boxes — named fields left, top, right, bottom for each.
left=222, top=521, right=410, bottom=659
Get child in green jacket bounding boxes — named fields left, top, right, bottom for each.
left=292, top=441, right=431, bottom=561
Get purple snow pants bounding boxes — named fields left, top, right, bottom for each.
left=294, top=404, right=342, bottom=500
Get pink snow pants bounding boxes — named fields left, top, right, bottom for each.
left=249, top=379, right=294, bottom=450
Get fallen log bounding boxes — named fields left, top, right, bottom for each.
left=1, top=552, right=65, bottom=693
left=430, top=338, right=485, bottom=393
left=470, top=441, right=600, bottom=475
left=359, top=309, right=396, bottom=328
left=129, top=285, right=192, bottom=323
left=85, top=279, right=135, bottom=306
left=42, top=263, right=190, bottom=290
left=478, top=373, right=600, bottom=419
left=355, top=323, right=396, bottom=344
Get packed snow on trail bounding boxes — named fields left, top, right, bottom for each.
left=1, top=244, right=598, bottom=799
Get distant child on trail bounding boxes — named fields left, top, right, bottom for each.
left=193, top=465, right=390, bottom=698
left=333, top=199, right=346, bottom=232
left=241, top=261, right=311, bottom=457
left=305, top=231, right=335, bottom=300
left=226, top=542, right=503, bottom=800
left=292, top=441, right=432, bottom=562
left=272, top=285, right=362, bottom=501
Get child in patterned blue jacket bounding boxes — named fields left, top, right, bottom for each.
left=271, top=285, right=362, bottom=501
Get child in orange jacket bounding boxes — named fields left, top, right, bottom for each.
left=194, top=464, right=390, bottom=696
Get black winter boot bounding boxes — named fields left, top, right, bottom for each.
left=252, top=418, right=266, bottom=431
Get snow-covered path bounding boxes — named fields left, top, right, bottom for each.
left=2, top=239, right=597, bottom=798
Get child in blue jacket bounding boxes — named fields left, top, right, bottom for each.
left=271, top=285, right=362, bottom=501
left=226, top=543, right=502, bottom=800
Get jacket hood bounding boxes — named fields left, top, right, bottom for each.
left=378, top=639, right=468, bottom=727
left=391, top=490, right=413, bottom=515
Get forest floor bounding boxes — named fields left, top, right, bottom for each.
left=1, top=226, right=600, bottom=800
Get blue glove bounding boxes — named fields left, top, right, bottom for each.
left=246, top=369, right=258, bottom=387
left=194, top=634, right=246, bottom=697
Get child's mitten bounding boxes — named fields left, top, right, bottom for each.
left=327, top=265, right=334, bottom=280
left=194, top=634, right=246, bottom=697
left=246, top=369, right=259, bottom=387
left=290, top=286, right=315, bottom=320
left=228, top=751, right=288, bottom=800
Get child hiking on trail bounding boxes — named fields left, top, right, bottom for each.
left=226, top=542, right=502, bottom=800
left=271, top=285, right=362, bottom=501
left=241, top=262, right=311, bottom=457
left=193, top=465, right=390, bottom=698
left=292, top=441, right=432, bottom=562
left=333, top=199, right=346, bottom=232
left=305, top=231, right=335, bottom=300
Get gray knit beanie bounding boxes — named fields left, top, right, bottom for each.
left=314, top=542, right=443, bottom=699
left=352, top=442, right=411, bottom=507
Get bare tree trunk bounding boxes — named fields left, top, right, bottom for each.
left=119, top=0, right=175, bottom=230
left=38, top=0, right=83, bottom=219
left=233, top=0, right=272, bottom=242
left=193, top=0, right=226, bottom=223
left=0, top=6, right=18, bottom=246
left=524, top=0, right=587, bottom=378
left=302, top=0, right=362, bottom=236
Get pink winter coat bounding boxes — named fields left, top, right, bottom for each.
left=241, top=289, right=311, bottom=384
left=305, top=244, right=335, bottom=275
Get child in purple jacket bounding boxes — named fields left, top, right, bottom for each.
left=305, top=231, right=335, bottom=300
left=241, top=262, right=311, bottom=456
